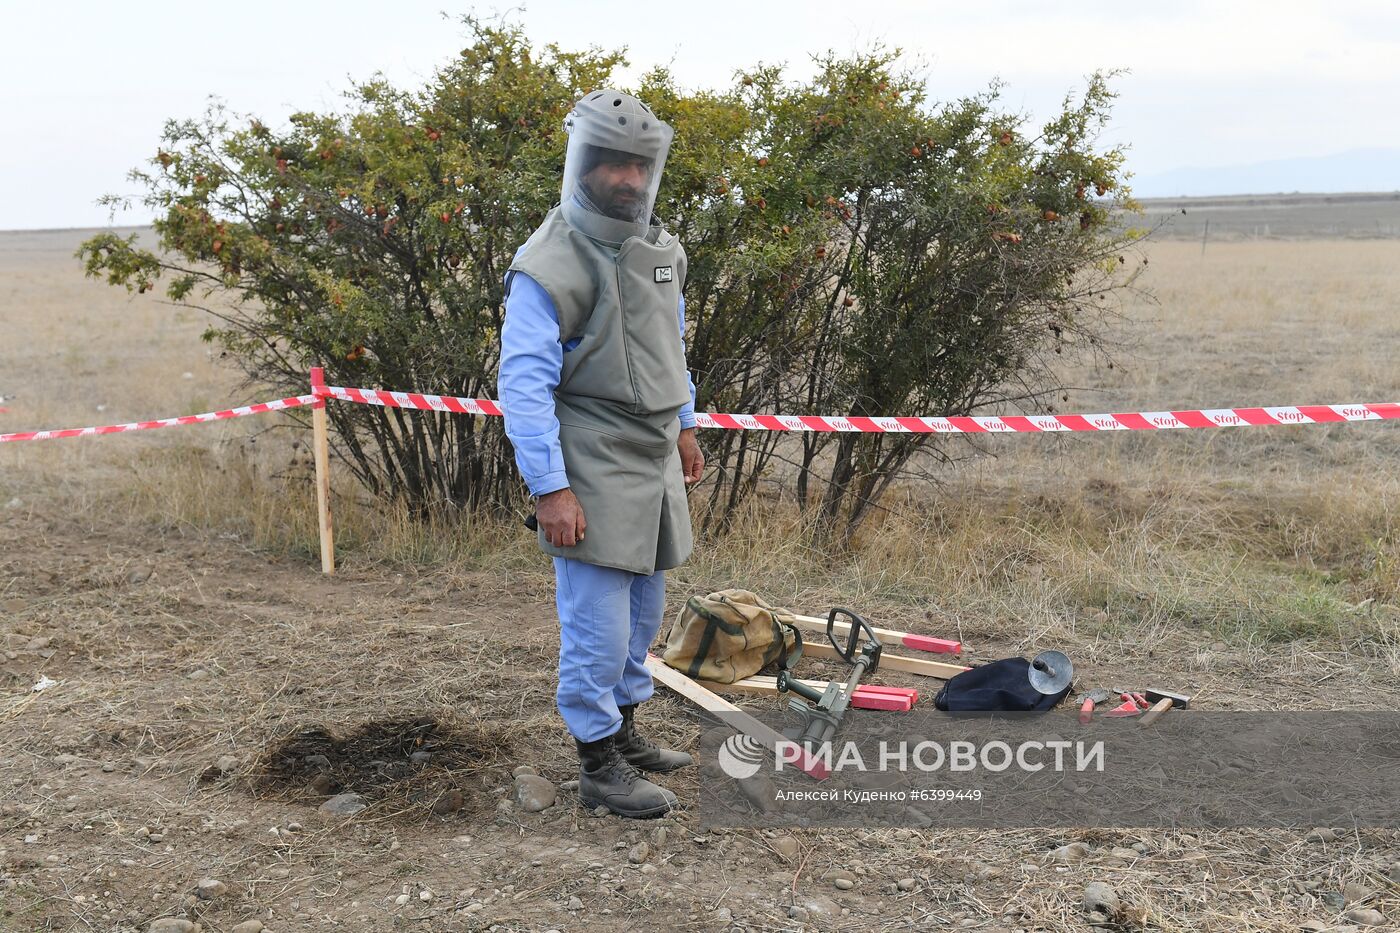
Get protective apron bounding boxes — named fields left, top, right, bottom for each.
left=507, top=199, right=694, bottom=575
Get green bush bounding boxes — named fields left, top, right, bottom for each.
left=81, top=17, right=1142, bottom=539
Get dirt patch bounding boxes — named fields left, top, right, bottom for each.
left=248, top=714, right=514, bottom=816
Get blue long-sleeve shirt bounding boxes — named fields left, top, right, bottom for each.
left=498, top=269, right=697, bottom=497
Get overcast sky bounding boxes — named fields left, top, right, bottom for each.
left=2, top=1, right=1398, bottom=230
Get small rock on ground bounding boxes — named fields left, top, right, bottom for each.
left=826, top=868, right=856, bottom=890
left=318, top=793, right=366, bottom=816
left=514, top=774, right=558, bottom=812
left=628, top=841, right=651, bottom=864
left=231, top=923, right=264, bottom=933
left=1083, top=881, right=1120, bottom=918
left=1342, top=881, right=1373, bottom=904
left=306, top=773, right=336, bottom=796
left=148, top=920, right=197, bottom=933
left=194, top=879, right=226, bottom=900
left=1050, top=842, right=1090, bottom=862
left=1345, top=909, right=1386, bottom=927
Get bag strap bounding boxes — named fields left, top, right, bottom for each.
left=774, top=621, right=803, bottom=673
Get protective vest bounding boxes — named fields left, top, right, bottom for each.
left=507, top=201, right=694, bottom=574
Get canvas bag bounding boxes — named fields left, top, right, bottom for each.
left=662, top=589, right=801, bottom=684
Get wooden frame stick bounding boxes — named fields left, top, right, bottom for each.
left=644, top=655, right=829, bottom=779
left=788, top=613, right=961, bottom=655
left=309, top=367, right=335, bottom=576
left=801, top=640, right=970, bottom=680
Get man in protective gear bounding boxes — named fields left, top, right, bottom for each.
left=498, top=90, right=704, bottom=819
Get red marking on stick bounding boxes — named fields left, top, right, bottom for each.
left=901, top=633, right=962, bottom=654
left=853, top=684, right=919, bottom=703
left=849, top=691, right=913, bottom=712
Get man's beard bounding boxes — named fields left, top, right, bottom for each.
left=579, top=179, right=644, bottom=222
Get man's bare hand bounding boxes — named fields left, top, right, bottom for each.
left=679, top=428, right=704, bottom=484
left=538, top=488, right=586, bottom=547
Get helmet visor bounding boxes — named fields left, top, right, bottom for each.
left=561, top=91, right=673, bottom=236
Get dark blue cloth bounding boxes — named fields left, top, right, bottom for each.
left=933, top=658, right=1070, bottom=713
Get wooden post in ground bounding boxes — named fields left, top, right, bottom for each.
left=310, top=367, right=335, bottom=575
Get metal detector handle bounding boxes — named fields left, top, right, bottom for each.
left=827, top=607, right=882, bottom=667
left=775, top=625, right=822, bottom=701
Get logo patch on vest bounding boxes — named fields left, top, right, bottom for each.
left=654, top=266, right=674, bottom=284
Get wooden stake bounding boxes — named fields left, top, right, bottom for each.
left=310, top=367, right=335, bottom=576
left=801, top=640, right=969, bottom=680
left=644, top=655, right=829, bottom=779
left=788, top=613, right=961, bottom=655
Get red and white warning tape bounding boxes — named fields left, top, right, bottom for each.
left=319, top=385, right=1400, bottom=434
left=0, top=395, right=319, bottom=443
left=5, top=378, right=1396, bottom=444
left=318, top=385, right=501, bottom=417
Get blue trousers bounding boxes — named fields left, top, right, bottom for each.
left=553, top=556, right=665, bottom=742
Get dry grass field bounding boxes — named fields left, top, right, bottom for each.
left=2, top=223, right=1398, bottom=932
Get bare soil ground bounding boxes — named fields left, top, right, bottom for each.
left=2, top=226, right=1398, bottom=932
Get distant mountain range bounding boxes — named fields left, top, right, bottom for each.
left=1130, top=148, right=1400, bottom=198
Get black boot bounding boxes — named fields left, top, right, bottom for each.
left=576, top=732, right=677, bottom=819
left=616, top=703, right=694, bottom=772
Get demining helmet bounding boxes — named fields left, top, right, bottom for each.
left=561, top=90, right=674, bottom=244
